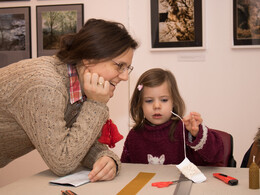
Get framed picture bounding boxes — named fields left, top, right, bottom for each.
left=0, top=7, right=31, bottom=68
left=150, top=0, right=204, bottom=50
left=233, top=0, right=260, bottom=48
left=0, top=0, right=30, bottom=1
left=36, top=4, right=84, bottom=57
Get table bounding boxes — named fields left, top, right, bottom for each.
left=0, top=163, right=259, bottom=195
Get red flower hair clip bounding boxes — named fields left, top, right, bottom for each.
left=98, top=119, right=123, bottom=148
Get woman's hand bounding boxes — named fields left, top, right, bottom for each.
left=88, top=156, right=117, bottom=182
left=83, top=71, right=110, bottom=103
left=183, top=112, right=203, bottom=137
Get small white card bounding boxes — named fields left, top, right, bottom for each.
left=50, top=170, right=91, bottom=187
left=176, top=157, right=206, bottom=183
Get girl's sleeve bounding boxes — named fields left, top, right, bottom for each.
left=186, top=124, right=224, bottom=164
left=120, top=135, right=131, bottom=163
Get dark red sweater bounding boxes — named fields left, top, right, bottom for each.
left=121, top=120, right=224, bottom=166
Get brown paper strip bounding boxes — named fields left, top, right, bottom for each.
left=117, top=172, right=155, bottom=195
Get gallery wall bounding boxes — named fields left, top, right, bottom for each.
left=127, top=0, right=260, bottom=170
left=1, top=0, right=260, bottom=187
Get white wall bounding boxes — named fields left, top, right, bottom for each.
left=1, top=0, right=260, bottom=187
left=127, top=0, right=260, bottom=170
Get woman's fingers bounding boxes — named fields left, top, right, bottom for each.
left=83, top=72, right=110, bottom=103
left=88, top=156, right=117, bottom=182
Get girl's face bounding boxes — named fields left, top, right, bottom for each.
left=80, top=48, right=134, bottom=98
left=142, top=81, right=173, bottom=125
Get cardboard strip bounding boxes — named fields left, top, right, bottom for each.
left=117, top=172, right=155, bottom=195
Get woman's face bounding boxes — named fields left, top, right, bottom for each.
left=81, top=48, right=134, bottom=98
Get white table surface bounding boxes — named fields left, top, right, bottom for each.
left=0, top=163, right=259, bottom=195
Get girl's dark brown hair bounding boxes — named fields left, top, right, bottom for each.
left=56, top=18, right=138, bottom=65
left=130, top=68, right=185, bottom=141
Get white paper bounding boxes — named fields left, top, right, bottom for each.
left=50, top=170, right=91, bottom=187
left=176, top=157, right=206, bottom=183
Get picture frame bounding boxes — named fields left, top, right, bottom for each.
left=0, top=6, right=31, bottom=68
left=233, top=0, right=260, bottom=48
left=0, top=0, right=30, bottom=1
left=150, top=0, right=204, bottom=51
left=36, top=4, right=84, bottom=57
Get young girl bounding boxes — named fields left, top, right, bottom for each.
left=121, top=68, right=224, bottom=166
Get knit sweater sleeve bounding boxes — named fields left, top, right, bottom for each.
left=186, top=124, right=224, bottom=165
left=10, top=81, right=112, bottom=176
left=81, top=139, right=121, bottom=174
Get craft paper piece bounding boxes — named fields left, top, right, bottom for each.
left=50, top=170, right=91, bottom=187
left=117, top=172, right=155, bottom=195
left=176, top=157, right=206, bottom=183
left=171, top=111, right=206, bottom=184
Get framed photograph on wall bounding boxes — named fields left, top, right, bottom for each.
left=150, top=0, right=204, bottom=51
left=0, top=7, right=31, bottom=68
left=0, top=0, right=30, bottom=1
left=36, top=4, right=84, bottom=57
left=233, top=0, right=260, bottom=48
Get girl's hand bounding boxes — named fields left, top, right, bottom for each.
left=88, top=156, right=117, bottom=182
left=183, top=112, right=203, bottom=137
left=83, top=71, right=110, bottom=103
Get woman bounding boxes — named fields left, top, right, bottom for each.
left=0, top=18, right=138, bottom=182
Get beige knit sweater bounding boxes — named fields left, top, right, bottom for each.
left=0, top=56, right=121, bottom=176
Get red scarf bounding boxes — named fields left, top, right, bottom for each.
left=98, top=119, right=123, bottom=148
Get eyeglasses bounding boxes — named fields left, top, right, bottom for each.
left=112, top=60, right=134, bottom=75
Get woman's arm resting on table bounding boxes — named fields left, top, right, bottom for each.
left=88, top=156, right=117, bottom=182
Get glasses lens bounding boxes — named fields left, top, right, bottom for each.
left=112, top=60, right=133, bottom=74
left=128, top=66, right=133, bottom=75
left=119, top=65, right=126, bottom=73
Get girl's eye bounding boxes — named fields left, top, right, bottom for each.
left=161, top=98, right=168, bottom=102
left=144, top=99, right=153, bottom=103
